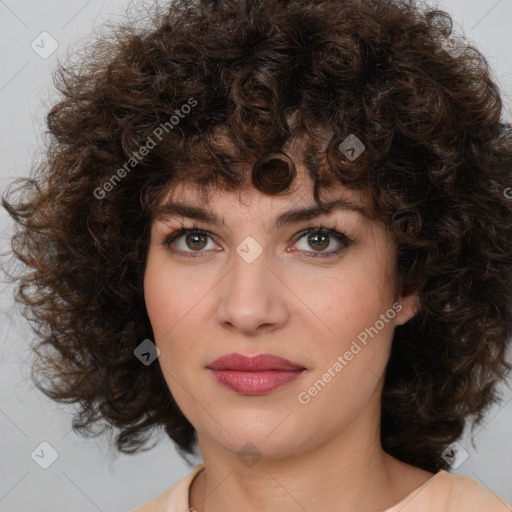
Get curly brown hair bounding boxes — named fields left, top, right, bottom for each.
left=3, top=0, right=512, bottom=473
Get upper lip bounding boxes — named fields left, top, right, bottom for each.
left=207, top=353, right=305, bottom=371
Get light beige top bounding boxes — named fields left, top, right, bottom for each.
left=131, top=462, right=512, bottom=512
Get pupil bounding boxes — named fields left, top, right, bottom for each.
left=187, top=232, right=206, bottom=250
left=309, top=232, right=328, bottom=251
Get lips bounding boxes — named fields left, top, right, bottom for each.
left=207, top=353, right=306, bottom=395
left=207, top=353, right=305, bottom=371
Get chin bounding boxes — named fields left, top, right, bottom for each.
left=200, top=412, right=313, bottom=461
left=220, top=434, right=303, bottom=462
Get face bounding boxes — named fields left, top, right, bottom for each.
left=143, top=164, right=419, bottom=461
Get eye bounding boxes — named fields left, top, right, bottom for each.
left=162, top=225, right=217, bottom=257
left=292, top=227, right=352, bottom=258
left=162, top=224, right=353, bottom=258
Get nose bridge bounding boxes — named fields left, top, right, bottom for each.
left=228, top=236, right=271, bottom=300
left=215, top=236, right=288, bottom=332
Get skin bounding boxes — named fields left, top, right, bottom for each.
left=144, top=140, right=433, bottom=512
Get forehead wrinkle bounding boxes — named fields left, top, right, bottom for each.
left=154, top=195, right=369, bottom=232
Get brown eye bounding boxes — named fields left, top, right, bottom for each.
left=307, top=231, right=330, bottom=251
left=163, top=228, right=216, bottom=256
left=293, top=228, right=352, bottom=258
left=184, top=231, right=208, bottom=251
left=162, top=226, right=353, bottom=259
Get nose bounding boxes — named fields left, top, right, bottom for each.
left=215, top=246, right=290, bottom=336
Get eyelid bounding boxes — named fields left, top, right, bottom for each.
left=161, top=222, right=354, bottom=258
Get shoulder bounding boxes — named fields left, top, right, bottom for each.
left=386, top=470, right=512, bottom=512
left=130, top=463, right=205, bottom=512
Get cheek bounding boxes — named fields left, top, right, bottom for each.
left=302, top=262, right=393, bottom=347
left=143, top=251, right=213, bottom=386
left=144, top=250, right=204, bottom=341
left=296, top=277, right=395, bottom=426
left=143, top=261, right=196, bottom=409
left=298, top=258, right=397, bottom=407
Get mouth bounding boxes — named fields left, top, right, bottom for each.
left=206, top=353, right=306, bottom=395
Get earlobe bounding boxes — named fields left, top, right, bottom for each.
left=394, top=291, right=421, bottom=326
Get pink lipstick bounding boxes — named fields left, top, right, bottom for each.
left=207, top=353, right=306, bottom=395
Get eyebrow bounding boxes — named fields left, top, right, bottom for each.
left=154, top=197, right=370, bottom=229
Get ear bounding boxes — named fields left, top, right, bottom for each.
left=394, top=289, right=421, bottom=326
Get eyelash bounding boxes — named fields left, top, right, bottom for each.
left=161, top=222, right=354, bottom=259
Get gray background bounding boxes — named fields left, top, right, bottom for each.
left=1, top=0, right=511, bottom=510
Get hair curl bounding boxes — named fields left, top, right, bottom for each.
left=3, top=0, right=512, bottom=473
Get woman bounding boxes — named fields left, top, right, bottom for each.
left=3, top=0, right=512, bottom=510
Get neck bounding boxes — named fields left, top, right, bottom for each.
left=189, top=407, right=430, bottom=512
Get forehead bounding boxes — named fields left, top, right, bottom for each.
left=153, top=173, right=373, bottom=232
left=162, top=171, right=364, bottom=208
left=152, top=122, right=373, bottom=223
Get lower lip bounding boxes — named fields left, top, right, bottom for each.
left=209, top=369, right=305, bottom=395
